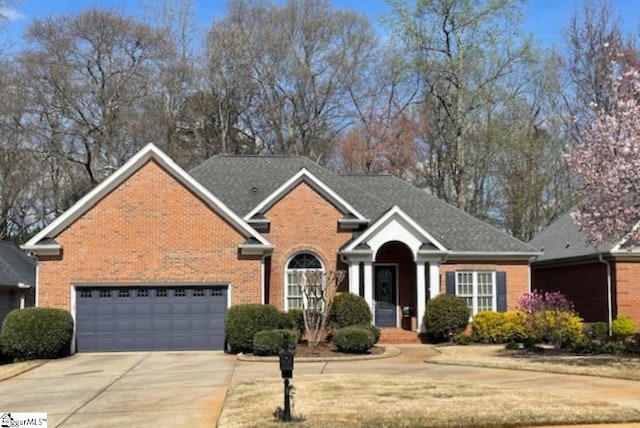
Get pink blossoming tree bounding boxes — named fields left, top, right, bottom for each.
left=566, top=67, right=640, bottom=244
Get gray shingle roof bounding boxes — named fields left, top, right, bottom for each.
left=345, top=175, right=536, bottom=252
left=529, top=209, right=613, bottom=263
left=190, top=156, right=536, bottom=253
left=0, top=241, right=36, bottom=287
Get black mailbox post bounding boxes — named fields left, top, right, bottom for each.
left=278, top=336, right=294, bottom=422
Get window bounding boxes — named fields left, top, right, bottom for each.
left=285, top=253, right=324, bottom=311
left=456, top=271, right=496, bottom=315
left=80, top=289, right=92, bottom=298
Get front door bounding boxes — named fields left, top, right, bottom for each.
left=374, top=265, right=397, bottom=327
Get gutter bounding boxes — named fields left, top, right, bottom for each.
left=598, top=254, right=613, bottom=336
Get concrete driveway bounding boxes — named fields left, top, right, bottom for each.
left=0, top=352, right=236, bottom=427
left=2, top=346, right=640, bottom=427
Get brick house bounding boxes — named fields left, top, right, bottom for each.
left=530, top=209, right=640, bottom=331
left=23, top=144, right=538, bottom=352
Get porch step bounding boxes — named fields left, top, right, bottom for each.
left=378, top=328, right=422, bottom=344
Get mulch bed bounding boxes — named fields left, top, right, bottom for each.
left=292, top=341, right=385, bottom=358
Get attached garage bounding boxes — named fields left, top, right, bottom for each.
left=75, top=286, right=228, bottom=352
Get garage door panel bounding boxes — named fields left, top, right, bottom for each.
left=76, top=286, right=227, bottom=352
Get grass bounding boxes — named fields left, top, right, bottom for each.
left=220, top=344, right=640, bottom=427
left=427, top=344, right=640, bottom=380
left=218, top=374, right=640, bottom=427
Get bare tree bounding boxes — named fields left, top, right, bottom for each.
left=207, top=0, right=377, bottom=162
left=297, top=269, right=345, bottom=349
left=386, top=0, right=535, bottom=217
left=18, top=9, right=168, bottom=205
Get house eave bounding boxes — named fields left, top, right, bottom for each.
left=446, top=251, right=541, bottom=261
left=238, top=244, right=274, bottom=256
left=20, top=244, right=61, bottom=256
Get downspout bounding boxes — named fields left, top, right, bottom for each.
left=598, top=254, right=613, bottom=336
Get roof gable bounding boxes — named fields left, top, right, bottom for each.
left=244, top=168, right=368, bottom=222
left=342, top=206, right=448, bottom=257
left=23, top=144, right=272, bottom=254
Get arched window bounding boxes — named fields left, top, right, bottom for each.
left=285, top=252, right=324, bottom=311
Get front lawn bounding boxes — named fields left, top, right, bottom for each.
left=218, top=374, right=640, bottom=427
left=428, top=344, right=640, bottom=380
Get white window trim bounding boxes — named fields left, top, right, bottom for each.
left=455, top=271, right=497, bottom=315
left=284, top=253, right=326, bottom=312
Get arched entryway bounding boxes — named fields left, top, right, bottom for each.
left=375, top=241, right=415, bottom=329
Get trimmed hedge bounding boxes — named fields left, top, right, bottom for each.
left=355, top=323, right=380, bottom=344
left=332, top=326, right=375, bottom=353
left=225, top=304, right=282, bottom=353
left=329, top=293, right=372, bottom=328
left=423, top=294, right=470, bottom=341
left=253, top=329, right=299, bottom=356
left=1, top=307, right=73, bottom=361
left=472, top=311, right=526, bottom=344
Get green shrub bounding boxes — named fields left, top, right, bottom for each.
left=355, top=324, right=380, bottom=344
left=625, top=334, right=640, bottom=354
left=525, top=309, right=583, bottom=348
left=253, top=329, right=299, bottom=356
left=286, top=309, right=306, bottom=338
left=1, top=307, right=73, bottom=361
left=453, top=334, right=472, bottom=345
left=329, top=293, right=372, bottom=328
left=423, top=294, right=470, bottom=341
left=505, top=342, right=522, bottom=350
left=612, top=315, right=636, bottom=338
left=225, top=304, right=282, bottom=353
left=331, top=326, right=375, bottom=353
left=471, top=311, right=526, bottom=344
left=584, top=322, right=609, bottom=340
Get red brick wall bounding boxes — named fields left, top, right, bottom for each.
left=531, top=262, right=608, bottom=323
left=37, top=159, right=262, bottom=310
left=440, top=261, right=529, bottom=311
left=613, top=261, right=640, bottom=328
left=263, top=182, right=351, bottom=310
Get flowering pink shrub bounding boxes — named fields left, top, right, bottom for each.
left=517, top=291, right=582, bottom=348
left=518, top=290, right=574, bottom=314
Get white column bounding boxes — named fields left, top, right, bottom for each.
left=363, top=260, right=374, bottom=316
left=416, top=260, right=426, bottom=332
left=429, top=260, right=441, bottom=300
left=348, top=262, right=360, bottom=295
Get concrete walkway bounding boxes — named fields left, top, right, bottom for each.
left=0, top=345, right=639, bottom=427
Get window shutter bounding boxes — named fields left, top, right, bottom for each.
left=496, top=271, right=507, bottom=312
left=445, top=272, right=456, bottom=295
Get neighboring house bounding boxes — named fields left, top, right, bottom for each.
left=530, top=209, right=640, bottom=330
left=0, top=241, right=36, bottom=325
left=22, top=144, right=538, bottom=352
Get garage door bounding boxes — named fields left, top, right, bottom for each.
left=75, top=286, right=227, bottom=352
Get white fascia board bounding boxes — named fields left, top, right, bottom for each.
left=20, top=243, right=62, bottom=256
left=244, top=168, right=368, bottom=222
left=446, top=251, right=542, bottom=260
left=343, top=206, right=447, bottom=252
left=25, top=143, right=272, bottom=248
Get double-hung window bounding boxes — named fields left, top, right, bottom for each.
left=455, top=271, right=496, bottom=315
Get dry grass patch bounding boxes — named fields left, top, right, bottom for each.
left=427, top=345, right=640, bottom=380
left=218, top=374, right=640, bottom=427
